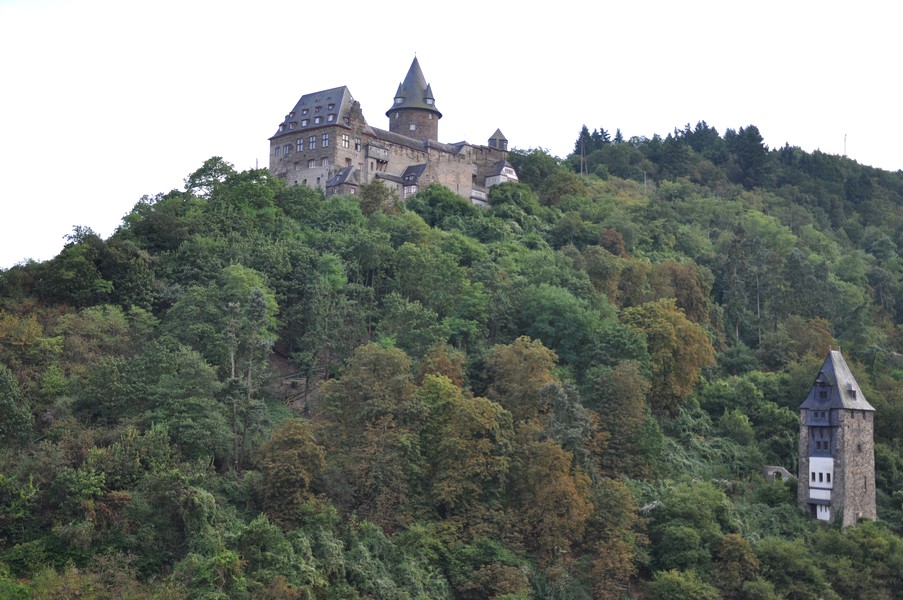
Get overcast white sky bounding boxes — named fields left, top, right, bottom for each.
left=1, top=0, right=900, bottom=269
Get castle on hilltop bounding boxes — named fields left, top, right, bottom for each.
left=798, top=349, right=876, bottom=527
left=268, top=57, right=518, bottom=205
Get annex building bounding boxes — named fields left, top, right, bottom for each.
left=268, top=58, right=518, bottom=206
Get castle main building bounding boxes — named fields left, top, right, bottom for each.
left=268, top=58, right=517, bottom=205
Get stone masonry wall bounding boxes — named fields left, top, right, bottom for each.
left=837, top=410, right=877, bottom=526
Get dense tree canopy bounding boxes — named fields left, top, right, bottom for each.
left=3, top=118, right=903, bottom=598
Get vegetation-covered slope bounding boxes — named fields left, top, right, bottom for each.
left=3, top=122, right=903, bottom=598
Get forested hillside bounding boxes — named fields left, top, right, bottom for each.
left=3, top=122, right=903, bottom=599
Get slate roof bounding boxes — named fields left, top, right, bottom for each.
left=325, top=166, right=360, bottom=188
left=402, top=164, right=428, bottom=182
left=271, top=86, right=358, bottom=139
left=489, top=159, right=516, bottom=177
left=799, top=350, right=875, bottom=411
left=369, top=127, right=465, bottom=155
left=386, top=57, right=442, bottom=118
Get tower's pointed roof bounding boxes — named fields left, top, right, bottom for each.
left=386, top=57, right=442, bottom=118
left=800, top=349, right=875, bottom=411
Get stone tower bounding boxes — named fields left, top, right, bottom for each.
left=798, top=349, right=876, bottom=527
left=386, top=57, right=442, bottom=140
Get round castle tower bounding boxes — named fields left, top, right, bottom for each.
left=386, top=57, right=442, bottom=141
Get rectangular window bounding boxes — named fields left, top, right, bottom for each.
left=296, top=139, right=303, bottom=152
left=820, top=391, right=828, bottom=399
left=327, top=114, right=335, bottom=122
left=327, top=103, right=335, bottom=110
left=320, top=157, right=328, bottom=167
left=819, top=473, right=823, bottom=483
left=354, top=138, right=361, bottom=151
left=322, top=133, right=329, bottom=147
left=314, top=116, right=321, bottom=124
left=826, top=473, right=831, bottom=483
left=811, top=472, right=816, bottom=482
left=342, top=134, right=350, bottom=148
left=289, top=122, right=295, bottom=130
left=301, top=119, right=308, bottom=126
left=308, top=159, right=315, bottom=168
left=309, top=136, right=316, bottom=150
left=284, top=144, right=291, bottom=155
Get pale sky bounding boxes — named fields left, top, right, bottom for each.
left=1, top=0, right=900, bottom=269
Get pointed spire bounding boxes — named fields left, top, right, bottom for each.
left=800, top=349, right=875, bottom=411
left=386, top=57, right=442, bottom=118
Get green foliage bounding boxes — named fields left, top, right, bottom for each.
left=6, top=139, right=903, bottom=598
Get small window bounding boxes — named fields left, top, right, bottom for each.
left=858, top=443, right=863, bottom=453
left=279, top=124, right=284, bottom=132
left=327, top=103, right=335, bottom=110
left=811, top=472, right=816, bottom=482
left=354, top=138, right=361, bottom=151
left=426, top=98, right=434, bottom=105
left=342, top=134, right=350, bottom=148
left=289, top=122, right=295, bottom=130
left=309, top=136, right=316, bottom=150
left=409, top=123, right=416, bottom=131
left=327, top=114, right=335, bottom=122
left=315, top=106, right=321, bottom=113
left=395, top=98, right=403, bottom=105
left=819, top=473, right=823, bottom=483
left=275, top=146, right=281, bottom=157
left=826, top=473, right=831, bottom=483
left=284, top=144, right=291, bottom=155
left=302, top=108, right=309, bottom=115
left=345, top=157, right=352, bottom=167
left=819, top=391, right=828, bottom=399
left=296, top=139, right=303, bottom=152
left=308, top=159, right=315, bottom=168
left=314, top=116, right=321, bottom=124
left=301, top=119, right=309, bottom=126
left=322, top=133, right=329, bottom=147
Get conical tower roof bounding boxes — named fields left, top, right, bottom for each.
left=800, top=349, right=875, bottom=411
left=386, top=57, right=442, bottom=118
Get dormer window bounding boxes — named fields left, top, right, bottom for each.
left=315, top=106, right=322, bottom=113
left=395, top=98, right=403, bottom=104
left=289, top=112, right=295, bottom=118
left=327, top=103, right=335, bottom=110
left=301, top=119, right=308, bottom=126
left=302, top=108, right=309, bottom=115
left=289, top=122, right=296, bottom=130
left=327, top=114, right=335, bottom=122
left=426, top=98, right=434, bottom=105
left=279, top=124, right=284, bottom=132
left=314, top=116, right=321, bottom=124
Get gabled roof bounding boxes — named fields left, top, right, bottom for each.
left=402, top=164, right=428, bottom=182
left=800, top=350, right=875, bottom=411
left=325, top=166, right=360, bottom=188
left=271, top=86, right=360, bottom=139
left=489, top=159, right=516, bottom=177
left=386, top=57, right=442, bottom=118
